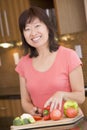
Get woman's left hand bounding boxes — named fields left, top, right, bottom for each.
left=44, top=91, right=64, bottom=112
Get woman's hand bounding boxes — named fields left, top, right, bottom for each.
left=44, top=91, right=64, bottom=112
left=29, top=107, right=42, bottom=116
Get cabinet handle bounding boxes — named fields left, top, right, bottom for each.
left=3, top=10, right=10, bottom=36
left=0, top=106, right=7, bottom=110
left=0, top=12, right=4, bottom=37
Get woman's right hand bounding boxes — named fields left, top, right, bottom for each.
left=30, top=107, right=42, bottom=116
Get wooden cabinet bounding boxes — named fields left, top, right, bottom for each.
left=54, top=0, right=87, bottom=35
left=0, top=99, right=23, bottom=117
left=0, top=0, right=30, bottom=43
left=84, top=0, right=87, bottom=23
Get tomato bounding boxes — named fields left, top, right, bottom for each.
left=50, top=109, right=62, bottom=120
left=65, top=107, right=78, bottom=118
left=33, top=115, right=42, bottom=121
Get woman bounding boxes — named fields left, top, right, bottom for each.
left=15, top=6, right=85, bottom=116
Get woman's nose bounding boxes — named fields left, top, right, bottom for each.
left=31, top=28, right=37, bottom=36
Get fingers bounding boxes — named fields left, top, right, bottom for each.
left=44, top=96, right=63, bottom=112
left=50, top=99, right=62, bottom=112
left=58, top=100, right=62, bottom=111
left=44, top=98, right=52, bottom=108
left=50, top=98, right=57, bottom=112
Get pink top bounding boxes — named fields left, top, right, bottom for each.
left=15, top=46, right=82, bottom=108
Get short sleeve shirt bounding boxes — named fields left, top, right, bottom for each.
left=15, top=46, right=82, bottom=108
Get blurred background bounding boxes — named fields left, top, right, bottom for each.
left=0, top=0, right=87, bottom=129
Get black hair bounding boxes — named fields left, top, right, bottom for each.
left=19, top=6, right=59, bottom=58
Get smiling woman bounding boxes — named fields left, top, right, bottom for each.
left=15, top=6, right=85, bottom=117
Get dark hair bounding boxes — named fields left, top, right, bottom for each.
left=19, top=6, right=59, bottom=58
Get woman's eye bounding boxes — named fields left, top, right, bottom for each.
left=35, top=24, right=40, bottom=28
left=24, top=28, right=30, bottom=31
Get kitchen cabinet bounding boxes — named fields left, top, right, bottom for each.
left=54, top=0, right=87, bottom=35
left=84, top=0, right=87, bottom=22
left=0, top=99, right=23, bottom=117
left=0, top=47, right=22, bottom=94
left=0, top=0, right=30, bottom=43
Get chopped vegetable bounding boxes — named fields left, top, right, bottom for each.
left=13, top=117, right=23, bottom=126
left=13, top=113, right=36, bottom=126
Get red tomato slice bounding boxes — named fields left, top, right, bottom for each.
left=50, top=109, right=62, bottom=120
left=33, top=115, right=42, bottom=121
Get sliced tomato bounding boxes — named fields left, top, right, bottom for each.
left=33, top=115, right=42, bottom=121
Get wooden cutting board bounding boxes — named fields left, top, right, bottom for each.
left=10, top=108, right=84, bottom=130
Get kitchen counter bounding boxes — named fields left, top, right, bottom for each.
left=0, top=86, right=20, bottom=96
left=0, top=94, right=20, bottom=99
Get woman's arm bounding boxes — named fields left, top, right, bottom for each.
left=64, top=65, right=85, bottom=103
left=44, top=65, right=85, bottom=111
left=19, top=76, right=39, bottom=115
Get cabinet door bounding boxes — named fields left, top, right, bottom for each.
left=0, top=99, right=23, bottom=117
left=54, top=0, right=87, bottom=35
left=0, top=0, right=30, bottom=43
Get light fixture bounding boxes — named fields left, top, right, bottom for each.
left=0, top=42, right=14, bottom=48
left=16, top=41, right=22, bottom=46
left=59, top=34, right=75, bottom=41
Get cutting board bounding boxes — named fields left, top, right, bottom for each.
left=10, top=108, right=84, bottom=130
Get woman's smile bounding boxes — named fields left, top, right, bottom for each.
left=31, top=36, right=41, bottom=43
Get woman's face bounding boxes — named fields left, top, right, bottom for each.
left=23, top=18, right=49, bottom=49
